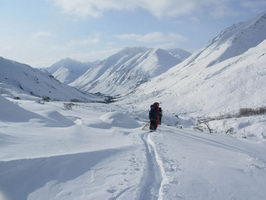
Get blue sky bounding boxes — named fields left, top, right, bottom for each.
left=0, top=0, right=266, bottom=67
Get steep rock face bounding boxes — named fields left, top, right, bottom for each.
left=71, top=47, right=190, bottom=95
left=0, top=57, right=102, bottom=102
left=121, top=12, right=266, bottom=116
left=46, top=58, right=92, bottom=84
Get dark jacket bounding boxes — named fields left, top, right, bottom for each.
left=149, top=105, right=158, bottom=120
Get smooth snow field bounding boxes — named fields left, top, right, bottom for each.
left=1, top=97, right=266, bottom=200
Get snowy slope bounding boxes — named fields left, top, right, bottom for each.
left=122, top=12, right=266, bottom=117
left=0, top=95, right=43, bottom=122
left=0, top=57, right=102, bottom=102
left=167, top=48, right=191, bottom=60
left=71, top=47, right=190, bottom=95
left=0, top=99, right=266, bottom=200
left=184, top=10, right=266, bottom=69
left=46, top=58, right=93, bottom=84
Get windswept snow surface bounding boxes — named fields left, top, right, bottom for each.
left=71, top=47, right=190, bottom=95
left=1, top=96, right=266, bottom=200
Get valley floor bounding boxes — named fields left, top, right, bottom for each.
left=0, top=99, right=266, bottom=200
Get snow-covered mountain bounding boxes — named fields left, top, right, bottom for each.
left=46, top=58, right=94, bottom=84
left=122, top=11, right=266, bottom=117
left=184, top=10, right=266, bottom=69
left=71, top=47, right=191, bottom=95
left=0, top=57, right=102, bottom=102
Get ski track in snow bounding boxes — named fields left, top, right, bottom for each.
left=139, top=131, right=167, bottom=200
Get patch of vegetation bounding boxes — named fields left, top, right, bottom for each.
left=42, top=96, right=50, bottom=102
left=196, top=106, right=266, bottom=135
left=64, top=103, right=75, bottom=110
left=239, top=107, right=266, bottom=117
left=199, top=106, right=266, bottom=124
left=71, top=99, right=83, bottom=103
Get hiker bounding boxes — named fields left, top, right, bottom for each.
left=149, top=102, right=161, bottom=131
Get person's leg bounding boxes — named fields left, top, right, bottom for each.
left=155, top=119, right=159, bottom=130
left=150, top=120, right=155, bottom=130
left=150, top=120, right=156, bottom=130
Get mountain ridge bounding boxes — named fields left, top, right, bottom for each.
left=46, top=58, right=93, bottom=84
left=70, top=47, right=191, bottom=95
left=0, top=56, right=102, bottom=102
left=121, top=12, right=266, bottom=116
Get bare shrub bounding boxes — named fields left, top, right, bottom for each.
left=64, top=103, right=75, bottom=110
left=42, top=96, right=50, bottom=102
left=71, top=99, right=82, bottom=103
left=239, top=108, right=253, bottom=116
left=239, top=107, right=266, bottom=117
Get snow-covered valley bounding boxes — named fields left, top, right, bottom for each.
left=1, top=97, right=266, bottom=200
left=1, top=9, right=266, bottom=200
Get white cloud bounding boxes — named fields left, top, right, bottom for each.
left=51, top=0, right=133, bottom=18
left=209, top=6, right=237, bottom=18
left=51, top=0, right=234, bottom=19
left=32, top=31, right=52, bottom=39
left=117, top=32, right=187, bottom=45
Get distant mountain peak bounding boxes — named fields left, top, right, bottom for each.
left=46, top=58, right=92, bottom=84
left=113, top=47, right=148, bottom=57
left=71, top=47, right=190, bottom=95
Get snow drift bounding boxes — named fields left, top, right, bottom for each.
left=0, top=96, right=43, bottom=122
left=100, top=112, right=140, bottom=129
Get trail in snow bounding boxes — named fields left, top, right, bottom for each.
left=1, top=100, right=266, bottom=200
left=151, top=125, right=266, bottom=200
left=139, top=131, right=167, bottom=200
